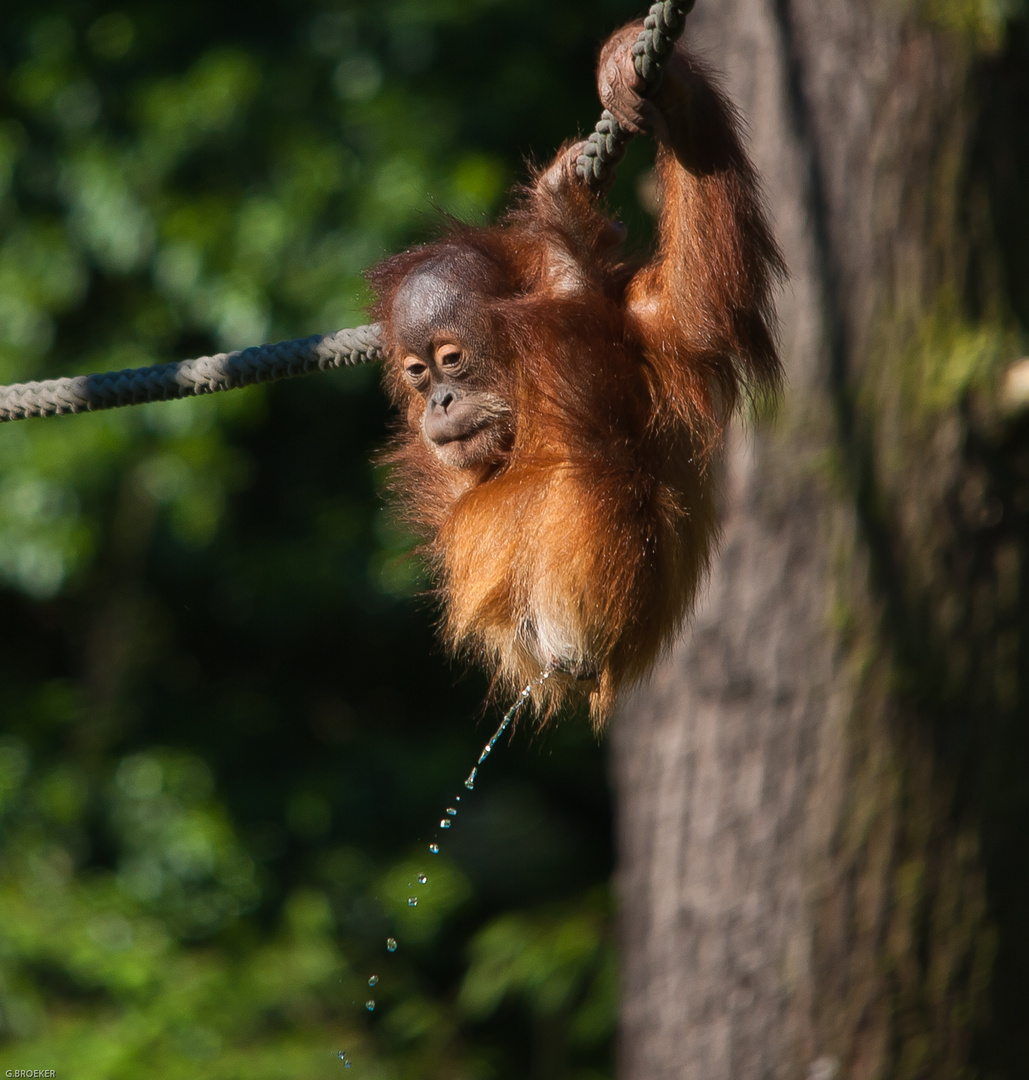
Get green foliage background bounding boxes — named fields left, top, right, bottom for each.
left=0, top=1, right=652, bottom=1075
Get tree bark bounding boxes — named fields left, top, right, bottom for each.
left=613, top=0, right=1028, bottom=1076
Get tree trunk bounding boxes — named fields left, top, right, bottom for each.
left=612, top=1, right=1029, bottom=1076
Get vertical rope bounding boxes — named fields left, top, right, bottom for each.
left=575, top=0, right=693, bottom=188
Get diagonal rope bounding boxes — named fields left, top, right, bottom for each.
left=0, top=325, right=383, bottom=423
left=0, top=0, right=690, bottom=424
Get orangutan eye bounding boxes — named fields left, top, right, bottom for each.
left=403, top=356, right=428, bottom=384
left=435, top=345, right=463, bottom=369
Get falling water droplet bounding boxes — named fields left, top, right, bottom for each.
left=338, top=1050, right=352, bottom=1069
left=440, top=819, right=451, bottom=829
left=386, top=937, right=397, bottom=952
left=429, top=843, right=439, bottom=854
left=366, top=999, right=375, bottom=1012
left=344, top=1064, right=352, bottom=1071
left=446, top=807, right=457, bottom=816
left=408, top=896, right=418, bottom=907
left=465, top=768, right=477, bottom=790
left=417, top=873, right=427, bottom=884
left=368, top=975, right=378, bottom=987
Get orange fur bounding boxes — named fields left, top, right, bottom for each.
left=368, top=30, right=784, bottom=726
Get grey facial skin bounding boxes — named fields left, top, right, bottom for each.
left=391, top=249, right=514, bottom=470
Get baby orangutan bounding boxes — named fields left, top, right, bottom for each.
left=368, top=21, right=784, bottom=724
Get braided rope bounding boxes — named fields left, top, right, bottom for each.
left=0, top=324, right=383, bottom=423
left=0, top=0, right=693, bottom=424
left=576, top=0, right=693, bottom=188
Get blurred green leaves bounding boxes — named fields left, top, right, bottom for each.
left=377, top=852, right=473, bottom=944
left=460, top=894, right=617, bottom=1047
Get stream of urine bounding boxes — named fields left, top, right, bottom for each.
left=337, top=668, right=552, bottom=1069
